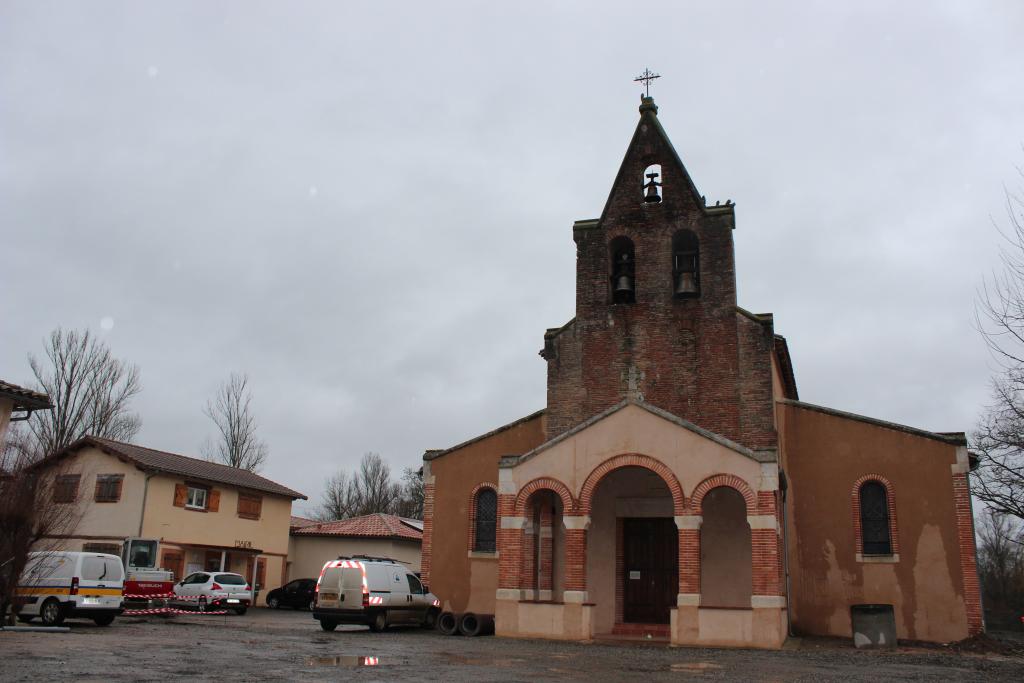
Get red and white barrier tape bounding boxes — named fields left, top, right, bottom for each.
left=122, top=607, right=229, bottom=616
left=123, top=592, right=176, bottom=600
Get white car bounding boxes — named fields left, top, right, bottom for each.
left=172, top=571, right=252, bottom=614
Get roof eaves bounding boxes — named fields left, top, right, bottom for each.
left=423, top=409, right=545, bottom=461
left=779, top=399, right=966, bottom=445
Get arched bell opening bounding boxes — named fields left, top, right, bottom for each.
left=699, top=486, right=752, bottom=608
left=609, top=236, right=636, bottom=305
left=585, top=466, right=676, bottom=633
left=672, top=230, right=700, bottom=298
left=642, top=164, right=663, bottom=204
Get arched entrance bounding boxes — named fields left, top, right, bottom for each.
left=585, top=465, right=678, bottom=634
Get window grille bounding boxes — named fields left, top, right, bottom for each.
left=474, top=488, right=497, bottom=552
left=860, top=481, right=892, bottom=555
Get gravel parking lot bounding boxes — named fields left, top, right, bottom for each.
left=1, top=608, right=1021, bottom=682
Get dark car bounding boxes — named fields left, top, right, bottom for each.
left=266, top=578, right=317, bottom=610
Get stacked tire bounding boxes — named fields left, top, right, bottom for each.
left=436, top=611, right=494, bottom=637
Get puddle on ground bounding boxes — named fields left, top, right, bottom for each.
left=440, top=652, right=526, bottom=667
left=307, top=655, right=382, bottom=667
left=670, top=662, right=723, bottom=673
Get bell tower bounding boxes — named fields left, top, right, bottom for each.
left=541, top=92, right=774, bottom=449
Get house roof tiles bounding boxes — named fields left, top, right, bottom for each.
left=290, top=513, right=423, bottom=542
left=48, top=435, right=306, bottom=500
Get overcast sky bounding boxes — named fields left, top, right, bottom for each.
left=2, top=2, right=1022, bottom=515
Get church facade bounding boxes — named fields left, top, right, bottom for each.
left=420, top=96, right=982, bottom=648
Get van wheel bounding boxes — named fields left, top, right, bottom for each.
left=320, top=619, right=338, bottom=632
left=422, top=608, right=439, bottom=629
left=40, top=598, right=64, bottom=627
left=93, top=615, right=115, bottom=626
left=233, top=607, right=247, bottom=616
left=368, top=611, right=388, bottom=632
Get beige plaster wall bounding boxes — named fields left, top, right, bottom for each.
left=511, top=404, right=765, bottom=505
left=586, top=467, right=673, bottom=634
left=0, top=397, right=13, bottom=446
left=44, top=446, right=147, bottom=541
left=779, top=403, right=970, bottom=643
left=287, top=535, right=421, bottom=581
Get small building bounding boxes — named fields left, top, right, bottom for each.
left=36, top=435, right=306, bottom=594
left=0, top=379, right=51, bottom=448
left=287, top=513, right=422, bottom=581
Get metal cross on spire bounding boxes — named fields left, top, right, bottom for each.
left=634, top=68, right=661, bottom=97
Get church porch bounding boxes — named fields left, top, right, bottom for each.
left=492, top=401, right=788, bottom=649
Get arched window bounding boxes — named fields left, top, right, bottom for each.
left=473, top=487, right=497, bottom=552
left=672, top=230, right=700, bottom=298
left=609, top=236, right=636, bottom=304
left=859, top=481, right=891, bottom=555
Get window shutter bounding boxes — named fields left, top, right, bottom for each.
left=173, top=483, right=187, bottom=507
left=237, top=493, right=262, bottom=520
left=208, top=489, right=220, bottom=512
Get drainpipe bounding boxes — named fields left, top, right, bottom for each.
left=138, top=472, right=156, bottom=537
left=780, top=469, right=794, bottom=637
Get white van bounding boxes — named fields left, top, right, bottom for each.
left=16, top=551, right=125, bottom=626
left=313, top=556, right=439, bottom=632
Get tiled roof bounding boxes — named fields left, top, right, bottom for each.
left=290, top=515, right=318, bottom=530
left=291, top=513, right=423, bottom=542
left=48, top=436, right=306, bottom=500
left=0, top=379, right=51, bottom=410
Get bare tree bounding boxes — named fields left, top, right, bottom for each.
left=15, top=328, right=141, bottom=463
left=0, top=451, right=85, bottom=624
left=976, top=155, right=1024, bottom=521
left=317, top=453, right=403, bottom=520
left=975, top=508, right=1024, bottom=628
left=318, top=470, right=358, bottom=521
left=394, top=467, right=424, bottom=520
left=202, top=373, right=268, bottom=472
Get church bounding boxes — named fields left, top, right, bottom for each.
left=419, top=93, right=982, bottom=648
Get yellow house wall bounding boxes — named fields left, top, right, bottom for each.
left=56, top=447, right=148, bottom=541
left=139, top=473, right=294, bottom=594
left=287, top=536, right=422, bottom=581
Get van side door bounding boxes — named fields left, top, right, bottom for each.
left=405, top=573, right=429, bottom=621
left=386, top=567, right=413, bottom=622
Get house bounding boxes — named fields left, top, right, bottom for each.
left=35, top=435, right=306, bottom=595
left=0, top=379, right=51, bottom=449
left=420, top=96, right=982, bottom=648
left=287, top=513, right=422, bottom=581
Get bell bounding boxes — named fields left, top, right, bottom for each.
left=614, top=274, right=634, bottom=295
left=675, top=271, right=698, bottom=296
left=644, top=182, right=662, bottom=203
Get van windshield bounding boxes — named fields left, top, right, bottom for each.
left=214, top=574, right=246, bottom=585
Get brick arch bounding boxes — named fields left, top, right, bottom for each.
left=851, top=474, right=900, bottom=556
left=578, top=453, right=686, bottom=516
left=689, top=474, right=757, bottom=514
left=513, top=477, right=576, bottom=516
left=468, top=482, right=499, bottom=552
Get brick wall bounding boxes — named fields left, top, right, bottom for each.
left=542, top=100, right=775, bottom=451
